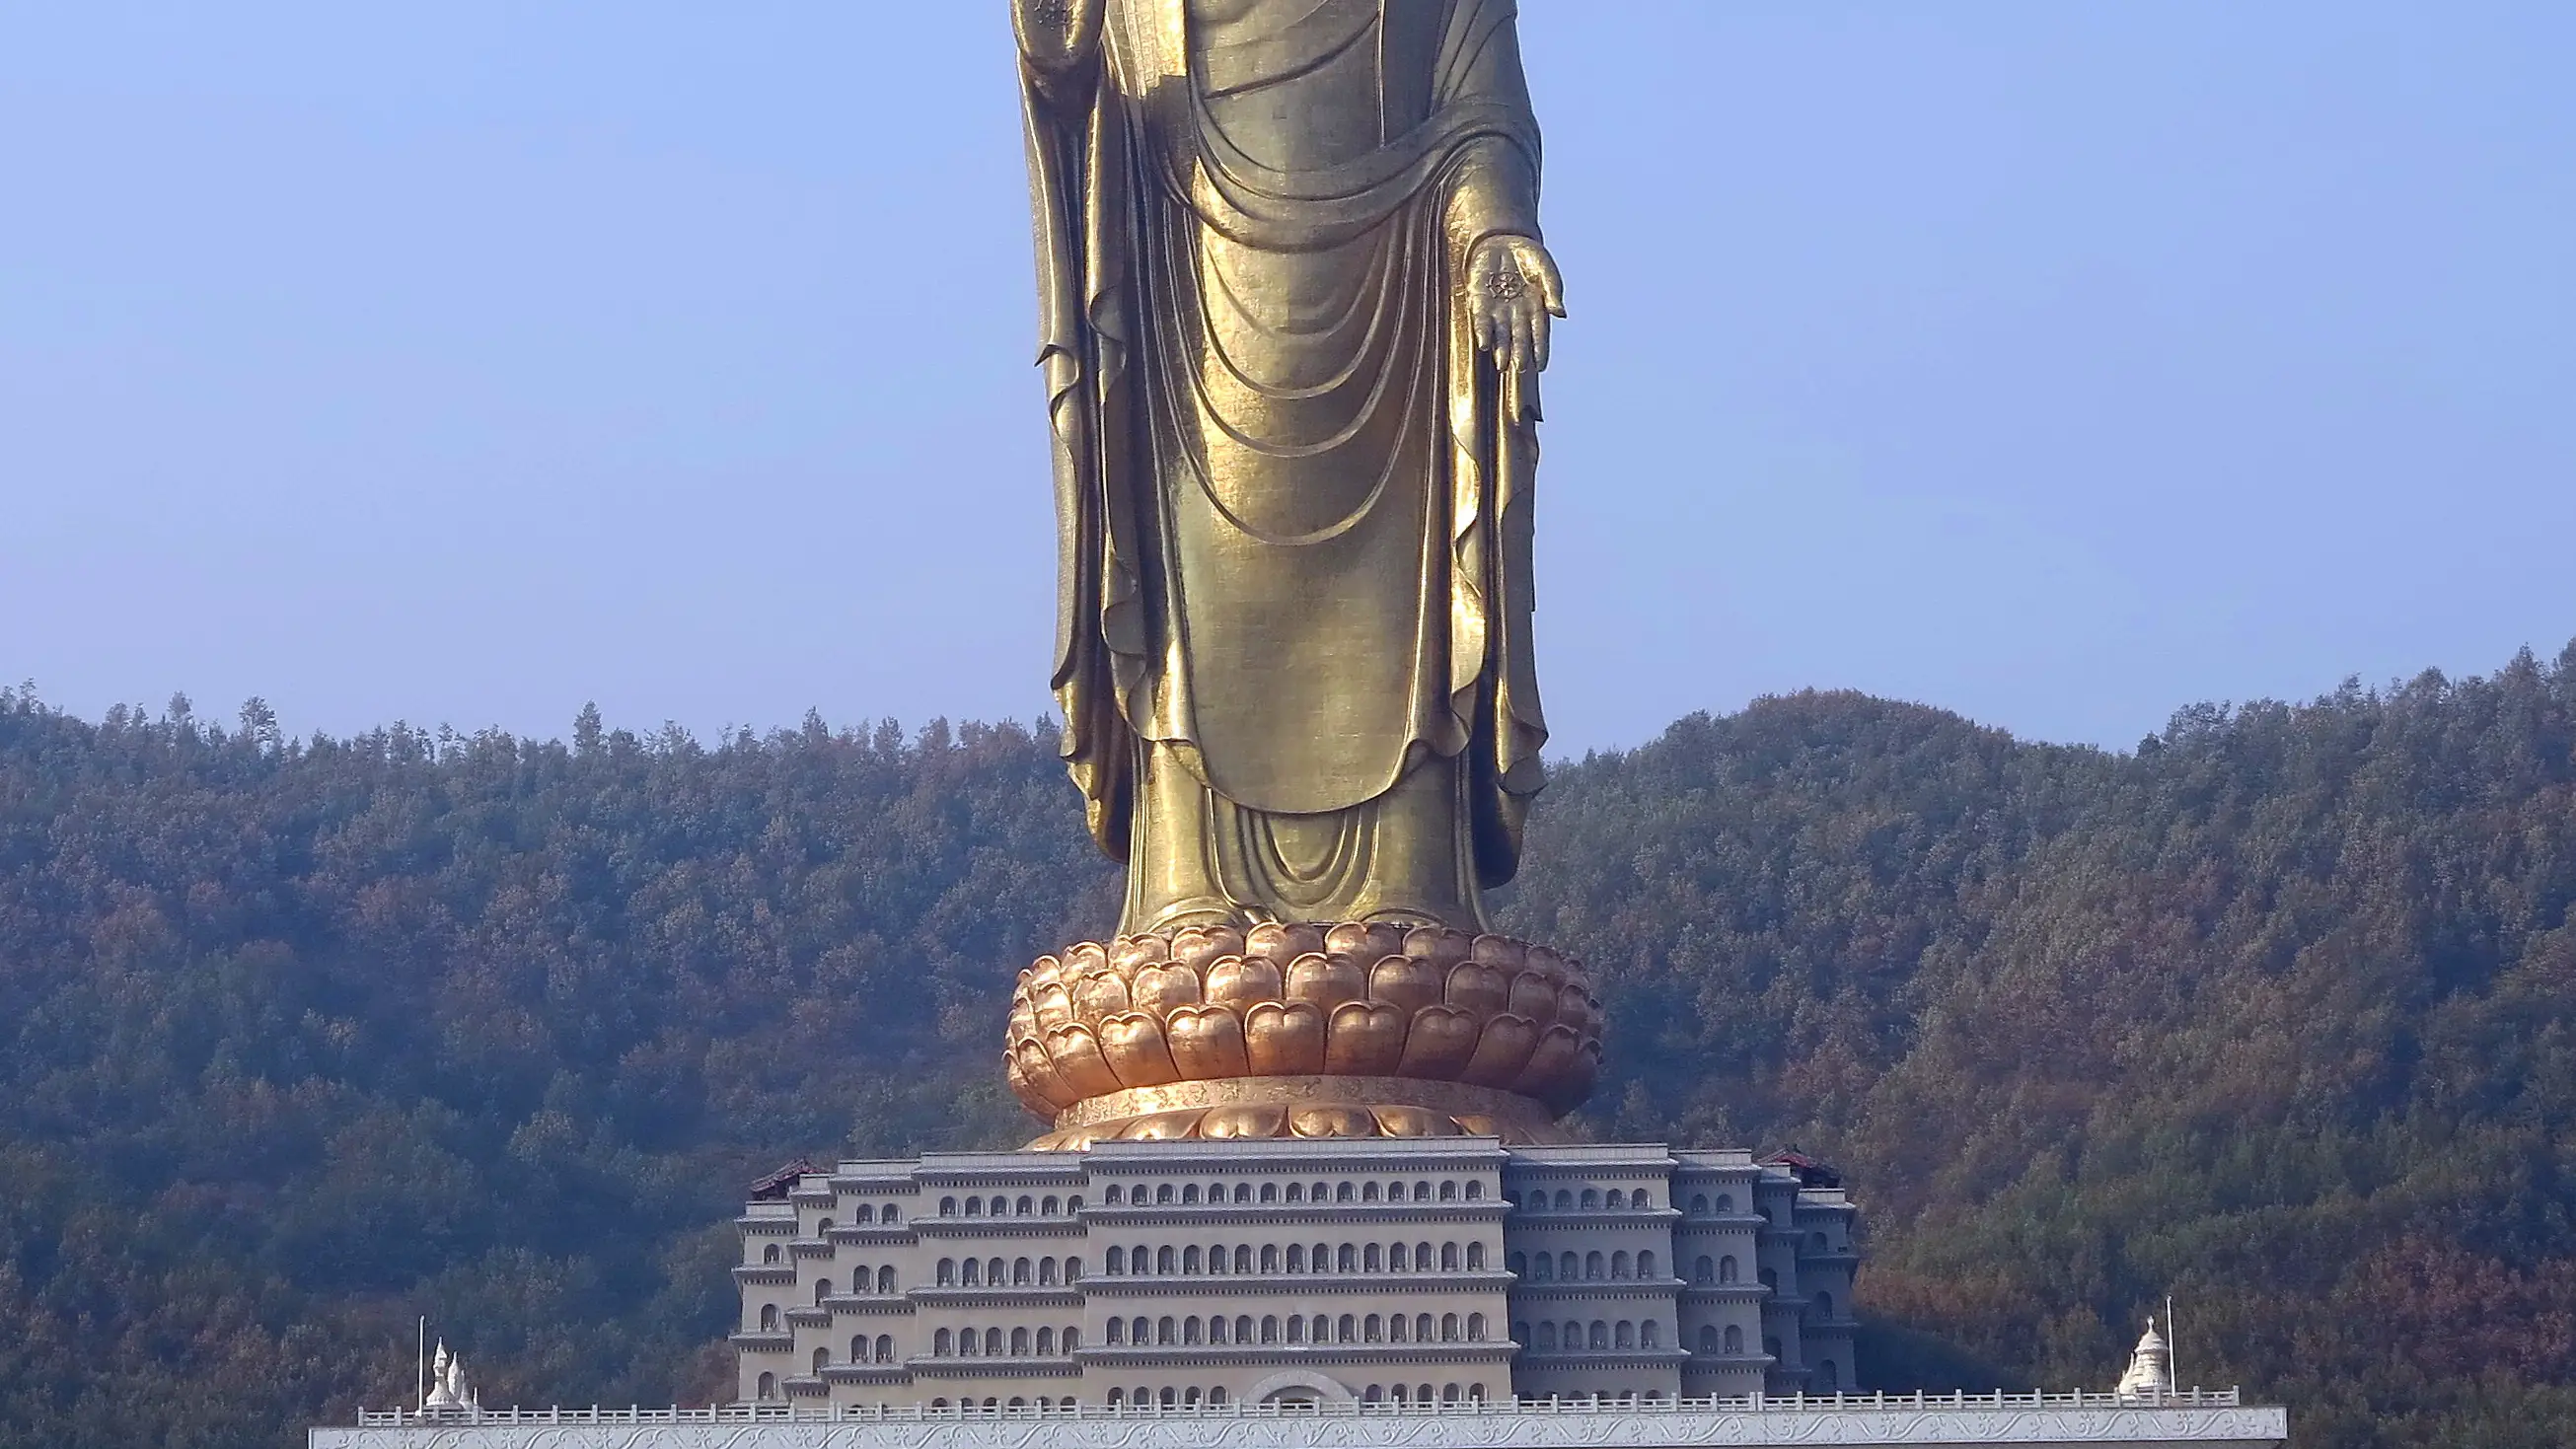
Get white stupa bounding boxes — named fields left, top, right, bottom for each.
left=2114, top=1317, right=2174, bottom=1401
left=422, top=1340, right=478, bottom=1414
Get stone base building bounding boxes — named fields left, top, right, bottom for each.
left=731, top=1137, right=1857, bottom=1410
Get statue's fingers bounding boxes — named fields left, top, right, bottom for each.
left=1525, top=245, right=1568, bottom=317
left=1530, top=308, right=1551, bottom=372
left=1510, top=311, right=1537, bottom=379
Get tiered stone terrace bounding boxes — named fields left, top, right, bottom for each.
left=728, top=1137, right=1859, bottom=1409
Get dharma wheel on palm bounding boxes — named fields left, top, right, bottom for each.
left=1004, top=920, right=1603, bottom=1148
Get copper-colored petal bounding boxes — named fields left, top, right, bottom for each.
left=1032, top=982, right=1075, bottom=1032
left=1557, top=983, right=1593, bottom=1035
left=1110, top=934, right=1168, bottom=976
left=1028, top=954, right=1066, bottom=991
left=1508, top=971, right=1562, bottom=1025
left=1324, top=1000, right=1407, bottom=1075
left=1042, top=1023, right=1125, bottom=1098
left=1066, top=940, right=1109, bottom=977
left=1245, top=999, right=1326, bottom=1075
left=1471, top=934, right=1528, bottom=972
left=1204, top=954, right=1284, bottom=1007
left=1544, top=1041, right=1602, bottom=1113
left=1003, top=1051, right=1053, bottom=1116
left=1404, top=926, right=1475, bottom=970
left=1398, top=1004, right=1481, bottom=1079
left=1071, top=970, right=1132, bottom=1024
left=1132, top=963, right=1203, bottom=1014
left=1165, top=1004, right=1251, bottom=1079
left=1288, top=1105, right=1378, bottom=1138
left=1286, top=952, right=1364, bottom=1010
left=1100, top=1011, right=1181, bottom=1088
left=1511, top=1023, right=1584, bottom=1100
left=1368, top=954, right=1445, bottom=1015
left=1460, top=1013, right=1541, bottom=1087
left=1578, top=995, right=1608, bottom=1043
left=1013, top=1037, right=1079, bottom=1109
left=1199, top=1103, right=1287, bottom=1139
left=1372, top=1105, right=1458, bottom=1137
left=1119, top=1109, right=1204, bottom=1140
left=1246, top=921, right=1325, bottom=965
left=1325, top=921, right=1402, bottom=960
left=1444, top=962, right=1511, bottom=1017
left=1008, top=996, right=1039, bottom=1043
left=1171, top=925, right=1245, bottom=972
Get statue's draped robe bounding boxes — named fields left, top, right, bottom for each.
left=1023, top=0, right=1547, bottom=932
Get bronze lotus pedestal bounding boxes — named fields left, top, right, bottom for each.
left=1005, top=921, right=1603, bottom=1148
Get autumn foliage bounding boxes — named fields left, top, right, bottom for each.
left=3, top=644, right=2574, bottom=1447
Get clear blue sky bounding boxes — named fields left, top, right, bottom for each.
left=5, top=2, right=2570, bottom=753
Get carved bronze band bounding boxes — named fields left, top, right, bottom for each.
left=1054, top=1076, right=1557, bottom=1131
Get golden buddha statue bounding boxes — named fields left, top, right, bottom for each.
left=1008, top=0, right=1593, bottom=1145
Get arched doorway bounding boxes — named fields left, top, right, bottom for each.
left=1244, top=1370, right=1356, bottom=1409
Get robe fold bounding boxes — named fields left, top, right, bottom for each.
left=1021, top=0, right=1549, bottom=930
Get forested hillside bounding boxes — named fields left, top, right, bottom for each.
left=2, top=646, right=2572, bottom=1448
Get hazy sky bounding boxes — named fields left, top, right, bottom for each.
left=5, top=2, right=2571, bottom=754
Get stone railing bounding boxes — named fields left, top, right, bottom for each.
left=352, top=1387, right=2244, bottom=1427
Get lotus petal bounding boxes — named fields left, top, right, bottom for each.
left=1545, top=1041, right=1602, bottom=1112
left=1204, top=954, right=1284, bottom=1006
left=1325, top=1000, right=1407, bottom=1074
left=1199, top=1103, right=1287, bottom=1139
left=1444, top=962, right=1511, bottom=1016
left=1032, top=982, right=1075, bottom=1032
left=1110, top=934, right=1168, bottom=976
left=1013, top=1037, right=1079, bottom=1108
left=1507, top=971, right=1562, bottom=1025
left=1524, top=944, right=1566, bottom=978
left=1027, top=954, right=1066, bottom=991
left=1404, top=926, right=1475, bottom=970
left=1398, top=1004, right=1481, bottom=1078
left=1066, top=940, right=1109, bottom=977
left=1041, top=1023, right=1125, bottom=1098
left=1132, top=963, right=1203, bottom=1014
left=1119, top=1109, right=1204, bottom=1140
left=1511, top=1023, right=1585, bottom=1099
left=1368, top=954, right=1445, bottom=1015
left=1288, top=1105, right=1377, bottom=1138
left=1008, top=996, right=1039, bottom=1042
left=1286, top=952, right=1364, bottom=1010
left=1100, top=1011, right=1181, bottom=1088
left=1071, top=970, right=1132, bottom=1024
left=1003, top=1051, right=1054, bottom=1115
left=1372, top=1105, right=1457, bottom=1137
left=1460, top=1013, right=1541, bottom=1087
left=1165, top=1004, right=1251, bottom=1079
left=1557, top=983, right=1593, bottom=1035
left=1245, top=999, right=1326, bottom=1075
left=1325, top=921, right=1401, bottom=959
left=1246, top=921, right=1326, bottom=965
left=1471, top=934, right=1528, bottom=972
left=1171, top=925, right=1244, bottom=972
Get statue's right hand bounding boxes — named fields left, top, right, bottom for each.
left=1013, top=0, right=1107, bottom=67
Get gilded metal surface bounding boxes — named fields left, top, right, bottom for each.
left=1016, top=0, right=1564, bottom=935
left=1051, top=1075, right=1560, bottom=1129
left=1003, top=921, right=1601, bottom=1143
left=1025, top=1083, right=1576, bottom=1150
